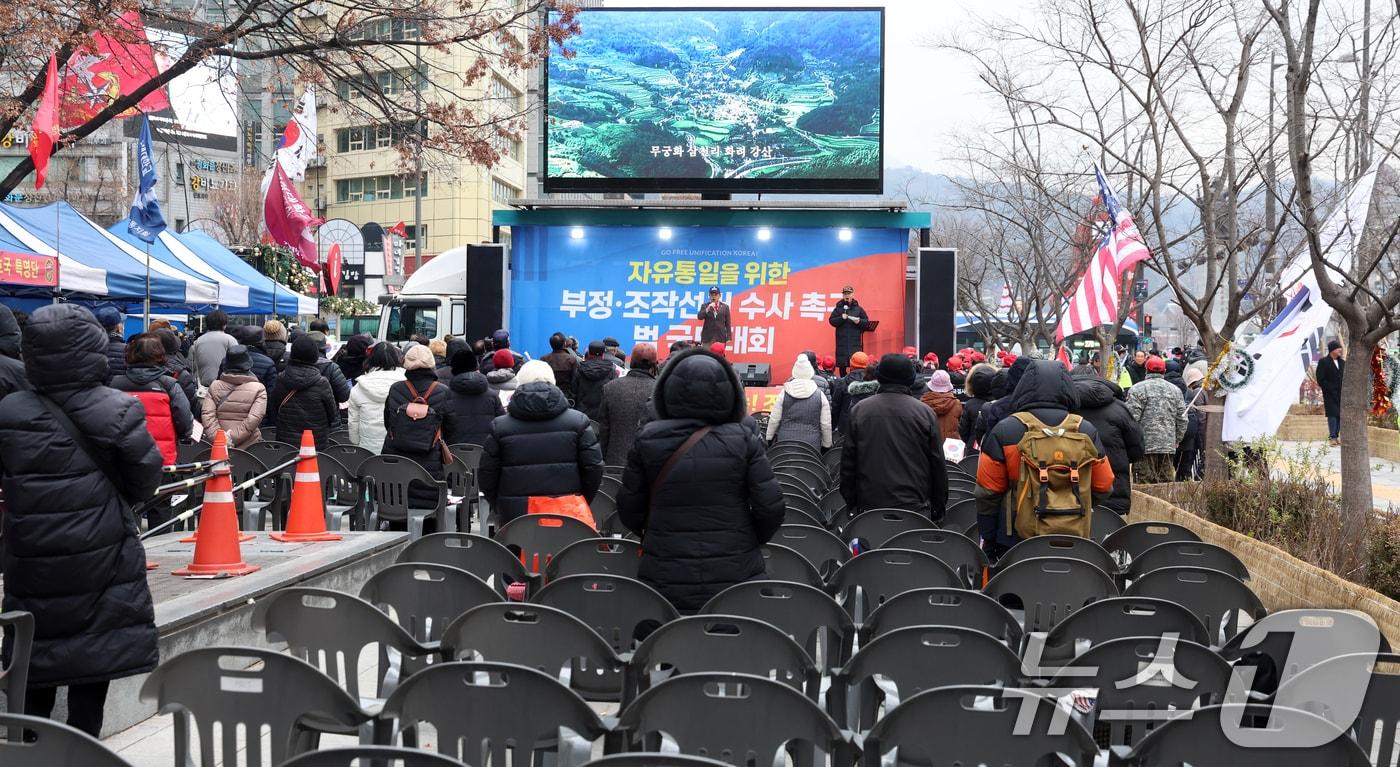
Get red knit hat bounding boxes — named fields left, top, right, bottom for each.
left=709, top=342, right=727, bottom=358
left=1146, top=355, right=1167, bottom=373
left=945, top=355, right=964, bottom=372
left=820, top=355, right=836, bottom=371
left=492, top=349, right=515, bottom=370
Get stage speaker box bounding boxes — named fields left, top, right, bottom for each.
left=465, top=243, right=507, bottom=342
left=736, top=363, right=772, bottom=388
left=917, top=247, right=957, bottom=364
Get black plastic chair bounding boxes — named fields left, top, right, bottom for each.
left=227, top=447, right=283, bottom=532
left=831, top=626, right=1023, bottom=730
left=761, top=543, right=826, bottom=588
left=319, top=454, right=365, bottom=531
left=773, top=524, right=851, bottom=571
left=176, top=440, right=212, bottom=465
left=322, top=443, right=376, bottom=475
left=616, top=672, right=850, bottom=766
left=782, top=489, right=825, bottom=518
left=1050, top=636, right=1232, bottom=749
left=1124, top=566, right=1266, bottom=645
left=545, top=537, right=642, bottom=581
left=1276, top=651, right=1400, bottom=767
left=139, top=647, right=371, bottom=767
left=362, top=454, right=452, bottom=539
left=599, top=473, right=624, bottom=500
left=826, top=548, right=961, bottom=621
left=396, top=532, right=529, bottom=592
left=245, top=439, right=299, bottom=469
left=1091, top=507, right=1128, bottom=543
left=768, top=441, right=822, bottom=460
left=862, top=685, right=1099, bottom=767
left=983, top=556, right=1119, bottom=633
left=783, top=503, right=827, bottom=529
left=442, top=455, right=479, bottom=532
left=630, top=615, right=820, bottom=701
left=495, top=513, right=597, bottom=574
left=0, top=713, right=132, bottom=766
left=881, top=528, right=989, bottom=586
left=701, top=580, right=855, bottom=671
left=359, top=563, right=501, bottom=647
left=534, top=574, right=679, bottom=656
left=440, top=602, right=624, bottom=699
left=778, top=478, right=818, bottom=503
left=957, top=453, right=980, bottom=474
left=381, top=660, right=609, bottom=766
left=1, top=611, right=34, bottom=716
left=251, top=587, right=436, bottom=706
left=822, top=448, right=842, bottom=480
left=583, top=755, right=733, bottom=767
left=859, top=587, right=1023, bottom=647
left=1219, top=609, right=1392, bottom=698
left=1121, top=704, right=1371, bottom=765
left=1128, top=540, right=1250, bottom=582
left=447, top=443, right=484, bottom=471
left=1033, top=596, right=1211, bottom=667
left=775, top=463, right=828, bottom=496
left=283, top=746, right=468, bottom=766
left=996, top=534, right=1118, bottom=578
left=327, top=428, right=352, bottom=445
left=819, top=489, right=846, bottom=523
left=938, top=498, right=979, bottom=532
left=843, top=508, right=932, bottom=547
left=590, top=491, right=618, bottom=525
left=1102, top=521, right=1202, bottom=560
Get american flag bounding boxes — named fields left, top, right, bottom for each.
left=1055, top=166, right=1152, bottom=341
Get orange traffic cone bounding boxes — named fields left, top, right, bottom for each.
left=271, top=430, right=341, bottom=543
left=173, top=430, right=260, bottom=577
left=181, top=429, right=253, bottom=543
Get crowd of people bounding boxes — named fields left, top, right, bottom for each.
left=0, top=300, right=1217, bottom=737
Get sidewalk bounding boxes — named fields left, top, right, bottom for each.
left=1278, top=440, right=1400, bottom=511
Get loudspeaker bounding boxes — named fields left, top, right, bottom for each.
left=917, top=247, right=957, bottom=364
left=465, top=243, right=507, bottom=342
left=735, top=363, right=772, bottom=388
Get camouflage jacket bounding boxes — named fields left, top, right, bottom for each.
left=1124, top=374, right=1188, bottom=454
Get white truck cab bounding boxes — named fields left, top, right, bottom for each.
left=376, top=245, right=470, bottom=342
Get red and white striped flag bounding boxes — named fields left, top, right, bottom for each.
left=1056, top=166, right=1152, bottom=341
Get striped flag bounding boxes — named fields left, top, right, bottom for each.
left=997, top=284, right=1013, bottom=313
left=1055, top=166, right=1152, bottom=341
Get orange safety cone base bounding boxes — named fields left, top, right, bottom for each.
left=146, top=561, right=159, bottom=570
left=179, top=530, right=255, bottom=543
left=271, top=430, right=341, bottom=543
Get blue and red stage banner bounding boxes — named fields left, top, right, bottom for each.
left=509, top=225, right=908, bottom=373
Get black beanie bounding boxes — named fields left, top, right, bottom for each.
left=224, top=344, right=252, bottom=373
left=875, top=353, right=916, bottom=387
left=451, top=349, right=479, bottom=375
left=290, top=335, right=320, bottom=364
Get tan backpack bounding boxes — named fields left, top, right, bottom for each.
left=1007, top=412, right=1102, bottom=539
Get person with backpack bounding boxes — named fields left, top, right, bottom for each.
left=270, top=336, right=339, bottom=449
left=1071, top=366, right=1144, bottom=515
left=348, top=343, right=406, bottom=455
left=765, top=353, right=832, bottom=451
left=201, top=345, right=267, bottom=448
left=1124, top=355, right=1189, bottom=483
left=110, top=334, right=194, bottom=466
left=382, top=345, right=459, bottom=505
left=975, top=360, right=1116, bottom=561
left=478, top=359, right=604, bottom=524
left=0, top=304, right=163, bottom=738
left=840, top=354, right=949, bottom=521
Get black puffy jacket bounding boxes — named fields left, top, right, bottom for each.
left=973, top=358, right=1031, bottom=448
left=617, top=349, right=785, bottom=613
left=165, top=352, right=200, bottom=420
left=0, top=305, right=27, bottom=400
left=382, top=369, right=460, bottom=502
left=479, top=381, right=603, bottom=524
left=1072, top=373, right=1146, bottom=514
left=104, top=330, right=127, bottom=380
left=959, top=365, right=999, bottom=449
left=270, top=360, right=339, bottom=449
left=445, top=371, right=504, bottom=447
left=572, top=357, right=616, bottom=420
left=0, top=304, right=162, bottom=687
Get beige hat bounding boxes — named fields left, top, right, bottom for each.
left=403, top=345, right=435, bottom=371
left=516, top=359, right=557, bottom=386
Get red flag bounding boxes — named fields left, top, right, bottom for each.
left=263, top=162, right=322, bottom=271
left=62, top=11, right=172, bottom=126
left=388, top=220, right=408, bottom=238
left=325, top=243, right=342, bottom=295
left=30, top=55, right=58, bottom=189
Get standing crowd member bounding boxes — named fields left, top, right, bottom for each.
left=190, top=308, right=236, bottom=388
left=697, top=287, right=732, bottom=346
left=153, top=329, right=199, bottom=417
left=1071, top=366, right=1144, bottom=515
left=1126, top=349, right=1148, bottom=385
left=598, top=343, right=659, bottom=467
left=836, top=351, right=877, bottom=431
left=308, top=331, right=352, bottom=405
left=263, top=320, right=290, bottom=371
left=804, top=350, right=833, bottom=400
left=382, top=345, right=457, bottom=504
left=1124, top=355, right=1188, bottom=484
left=232, top=325, right=279, bottom=392
left=271, top=336, right=339, bottom=449
left=540, top=331, right=580, bottom=402
left=481, top=329, right=524, bottom=373
left=110, top=335, right=194, bottom=466
left=573, top=340, right=617, bottom=420
left=828, top=285, right=872, bottom=375
left=348, top=343, right=406, bottom=455
left=920, top=370, right=963, bottom=440
left=841, top=354, right=948, bottom=521
left=0, top=304, right=163, bottom=737
left=766, top=353, right=832, bottom=451
left=973, top=356, right=1031, bottom=448
left=1177, top=368, right=1205, bottom=480
left=958, top=363, right=998, bottom=452
left=1317, top=339, right=1345, bottom=445
left=486, top=348, right=520, bottom=406
left=445, top=348, right=503, bottom=447
left=0, top=305, right=26, bottom=400
left=202, top=345, right=267, bottom=448
left=334, top=334, right=373, bottom=384
left=479, top=359, right=604, bottom=524
left=617, top=346, right=785, bottom=613
left=96, top=307, right=127, bottom=379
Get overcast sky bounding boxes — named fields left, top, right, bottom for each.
left=600, top=0, right=1026, bottom=175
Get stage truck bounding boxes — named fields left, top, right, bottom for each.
left=374, top=244, right=507, bottom=344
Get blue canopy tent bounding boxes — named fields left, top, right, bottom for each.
left=104, top=225, right=250, bottom=310
left=0, top=202, right=220, bottom=307
left=173, top=230, right=318, bottom=316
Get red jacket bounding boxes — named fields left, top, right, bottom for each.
left=111, top=365, right=194, bottom=465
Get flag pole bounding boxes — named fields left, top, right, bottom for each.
left=144, top=241, right=152, bottom=329
left=52, top=201, right=60, bottom=305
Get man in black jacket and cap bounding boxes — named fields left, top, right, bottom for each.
left=1316, top=339, right=1345, bottom=444
left=828, top=285, right=872, bottom=375
left=1071, top=368, right=1145, bottom=515
left=95, top=306, right=127, bottom=380
left=840, top=353, right=949, bottom=522
left=0, top=305, right=28, bottom=400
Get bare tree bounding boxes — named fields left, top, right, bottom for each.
left=208, top=167, right=268, bottom=247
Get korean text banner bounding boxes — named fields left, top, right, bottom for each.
left=509, top=225, right=907, bottom=372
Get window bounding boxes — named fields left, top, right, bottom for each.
left=175, top=218, right=186, bottom=232
left=490, top=76, right=522, bottom=112
left=174, top=163, right=185, bottom=184
left=403, top=224, right=427, bottom=249
left=492, top=178, right=519, bottom=202
left=384, top=304, right=437, bottom=341
left=335, top=174, right=427, bottom=202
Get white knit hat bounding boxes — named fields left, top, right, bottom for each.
left=516, top=359, right=557, bottom=386
left=791, top=353, right=815, bottom=381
